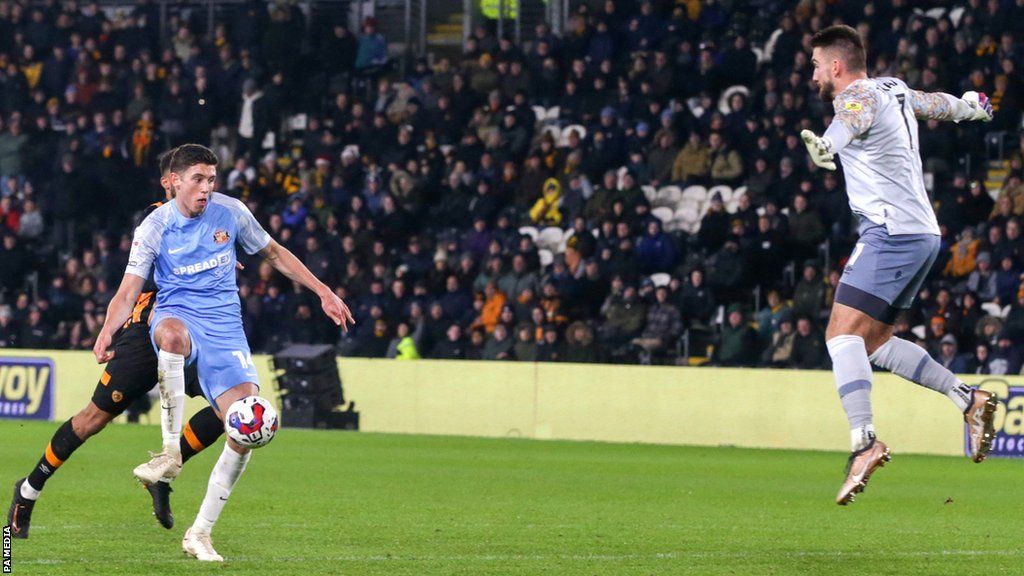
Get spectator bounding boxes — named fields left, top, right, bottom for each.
left=708, top=132, right=743, bottom=185
left=671, top=131, right=709, bottom=184
left=631, top=286, right=682, bottom=359
left=715, top=304, right=757, bottom=367
left=988, top=332, right=1022, bottom=375
left=431, top=323, right=465, bottom=360
left=935, top=334, right=968, bottom=374
left=635, top=219, right=678, bottom=273
left=529, top=178, right=563, bottom=227
left=792, top=261, right=826, bottom=321
left=482, top=323, right=513, bottom=360
left=790, top=316, right=827, bottom=369
left=762, top=313, right=796, bottom=368
left=513, top=323, right=537, bottom=362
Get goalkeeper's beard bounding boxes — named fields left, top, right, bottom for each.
left=818, top=80, right=836, bottom=102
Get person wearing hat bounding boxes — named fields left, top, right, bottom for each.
left=942, top=227, right=980, bottom=281
left=966, top=251, right=997, bottom=300
left=935, top=334, right=968, bottom=373
left=529, top=178, right=563, bottom=226
left=985, top=331, right=1020, bottom=374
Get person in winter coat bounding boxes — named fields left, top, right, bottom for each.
left=530, top=177, right=563, bottom=226
left=635, top=219, right=678, bottom=273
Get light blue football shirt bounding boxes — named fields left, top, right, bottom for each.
left=126, top=192, right=271, bottom=322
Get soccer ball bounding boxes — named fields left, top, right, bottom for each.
left=224, top=396, right=279, bottom=449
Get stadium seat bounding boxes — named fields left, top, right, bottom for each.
left=651, top=206, right=674, bottom=226
left=981, top=302, right=1010, bottom=318
left=558, top=229, right=575, bottom=253
left=518, top=226, right=539, bottom=241
left=649, top=273, right=671, bottom=287
left=537, top=227, right=564, bottom=251
left=532, top=105, right=560, bottom=125
left=642, top=185, right=658, bottom=203
left=681, top=185, right=708, bottom=205
left=654, top=186, right=682, bottom=208
left=538, top=249, right=554, bottom=267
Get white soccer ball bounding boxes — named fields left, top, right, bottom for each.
left=224, top=396, right=279, bottom=449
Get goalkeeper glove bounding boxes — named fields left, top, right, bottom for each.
left=960, top=91, right=993, bottom=122
left=958, top=90, right=991, bottom=121
left=800, top=130, right=836, bottom=171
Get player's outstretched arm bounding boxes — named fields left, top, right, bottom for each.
left=908, top=89, right=993, bottom=123
left=259, top=239, right=355, bottom=331
left=93, top=273, right=146, bottom=363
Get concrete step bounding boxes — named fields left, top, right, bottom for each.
left=427, top=33, right=464, bottom=45
left=432, top=23, right=463, bottom=34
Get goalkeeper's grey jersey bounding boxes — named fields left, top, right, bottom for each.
left=830, top=77, right=941, bottom=236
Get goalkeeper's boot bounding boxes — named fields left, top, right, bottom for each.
left=7, top=478, right=36, bottom=539
left=965, top=389, right=998, bottom=463
left=183, top=528, right=224, bottom=562
left=133, top=449, right=182, bottom=485
left=836, top=438, right=890, bottom=505
left=144, top=480, right=174, bottom=529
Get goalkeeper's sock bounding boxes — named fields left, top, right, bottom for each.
left=158, top=350, right=186, bottom=457
left=24, top=419, right=86, bottom=499
left=869, top=337, right=971, bottom=412
left=179, top=407, right=225, bottom=465
left=827, top=335, right=875, bottom=451
left=191, top=443, right=250, bottom=534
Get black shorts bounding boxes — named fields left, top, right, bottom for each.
left=91, top=323, right=202, bottom=415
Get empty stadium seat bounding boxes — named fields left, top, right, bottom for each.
left=654, top=185, right=683, bottom=208
left=651, top=206, right=674, bottom=225
left=642, top=185, right=658, bottom=203
left=650, top=272, right=671, bottom=287
left=537, top=227, right=564, bottom=251
left=518, top=226, right=539, bottom=240
left=682, top=185, right=708, bottom=204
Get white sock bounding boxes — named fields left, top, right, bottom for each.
left=851, top=424, right=876, bottom=453
left=827, top=335, right=875, bottom=451
left=869, top=337, right=972, bottom=412
left=20, top=481, right=40, bottom=501
left=192, top=443, right=250, bottom=534
left=158, top=350, right=186, bottom=456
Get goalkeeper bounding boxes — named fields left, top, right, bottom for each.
left=799, top=24, right=995, bottom=506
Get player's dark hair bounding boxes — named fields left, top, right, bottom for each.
left=811, top=25, right=867, bottom=73
left=167, top=143, right=218, bottom=175
left=157, top=147, right=177, bottom=176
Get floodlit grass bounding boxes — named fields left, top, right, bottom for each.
left=2, top=419, right=1022, bottom=575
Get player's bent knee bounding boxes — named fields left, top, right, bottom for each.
left=155, top=319, right=191, bottom=355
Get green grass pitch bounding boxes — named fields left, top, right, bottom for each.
left=2, top=419, right=1022, bottom=575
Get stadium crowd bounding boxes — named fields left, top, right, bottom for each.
left=0, top=0, right=1023, bottom=371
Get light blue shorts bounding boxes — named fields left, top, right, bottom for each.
left=150, top=307, right=260, bottom=407
left=834, top=225, right=940, bottom=324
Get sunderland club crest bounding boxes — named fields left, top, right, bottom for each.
left=213, top=229, right=230, bottom=244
